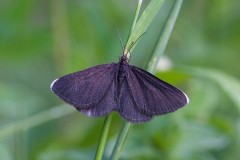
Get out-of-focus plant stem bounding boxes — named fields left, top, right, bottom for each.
left=94, top=114, right=113, bottom=160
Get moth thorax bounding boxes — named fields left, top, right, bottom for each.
left=117, top=63, right=127, bottom=84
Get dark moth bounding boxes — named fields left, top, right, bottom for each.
left=51, top=54, right=189, bottom=123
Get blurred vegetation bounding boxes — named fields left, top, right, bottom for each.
left=0, top=0, right=240, bottom=160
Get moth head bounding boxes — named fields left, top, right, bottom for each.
left=120, top=53, right=130, bottom=63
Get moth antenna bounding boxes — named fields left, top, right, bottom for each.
left=115, top=26, right=125, bottom=53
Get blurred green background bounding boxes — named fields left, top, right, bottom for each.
left=1, top=0, right=240, bottom=160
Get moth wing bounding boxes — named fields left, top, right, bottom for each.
left=78, top=78, right=117, bottom=117
left=128, top=65, right=189, bottom=115
left=51, top=63, right=118, bottom=111
left=118, top=65, right=153, bottom=123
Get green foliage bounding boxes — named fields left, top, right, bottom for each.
left=0, top=0, right=240, bottom=160
left=126, top=0, right=165, bottom=51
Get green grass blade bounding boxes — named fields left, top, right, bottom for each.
left=110, top=0, right=143, bottom=159
left=110, top=122, right=132, bottom=160
left=126, top=0, right=165, bottom=51
left=0, top=105, right=74, bottom=139
left=130, top=0, right=143, bottom=33
left=147, top=0, right=184, bottom=73
left=94, top=114, right=113, bottom=160
left=111, top=0, right=185, bottom=160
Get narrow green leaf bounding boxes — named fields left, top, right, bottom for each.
left=126, top=0, right=165, bottom=51
left=130, top=0, right=143, bottom=33
left=111, top=0, right=184, bottom=160
left=147, top=0, right=183, bottom=73
left=94, top=114, right=113, bottom=160
left=0, top=105, right=74, bottom=139
left=110, top=1, right=143, bottom=159
left=110, top=122, right=132, bottom=160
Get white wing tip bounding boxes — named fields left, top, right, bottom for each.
left=50, top=78, right=59, bottom=91
left=183, top=92, right=190, bottom=104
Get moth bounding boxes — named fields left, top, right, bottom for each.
left=51, top=54, right=189, bottom=123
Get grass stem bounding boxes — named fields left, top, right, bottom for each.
left=110, top=0, right=184, bottom=159
left=147, top=0, right=184, bottom=74
left=110, top=0, right=143, bottom=159
left=109, top=122, right=132, bottom=160
left=94, top=114, right=113, bottom=160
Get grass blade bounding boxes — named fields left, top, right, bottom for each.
left=110, top=122, right=132, bottom=160
left=0, top=105, right=74, bottom=139
left=111, top=0, right=184, bottom=159
left=126, top=0, right=165, bottom=51
left=94, top=114, right=113, bottom=160
left=147, top=0, right=184, bottom=73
